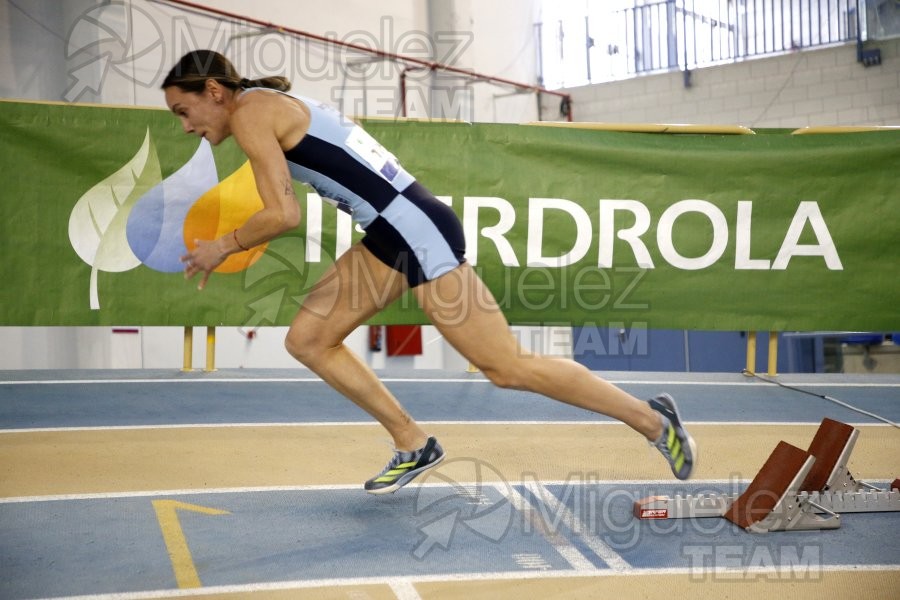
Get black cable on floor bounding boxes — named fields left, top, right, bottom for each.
left=742, top=369, right=900, bottom=429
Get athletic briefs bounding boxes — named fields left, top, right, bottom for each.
left=241, top=88, right=467, bottom=287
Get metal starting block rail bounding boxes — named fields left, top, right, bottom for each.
left=636, top=488, right=900, bottom=521
left=634, top=418, right=900, bottom=533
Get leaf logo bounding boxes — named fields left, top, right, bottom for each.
left=70, top=134, right=274, bottom=311
left=126, top=139, right=217, bottom=273
left=68, top=128, right=161, bottom=309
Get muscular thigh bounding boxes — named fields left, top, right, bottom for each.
left=291, top=243, right=409, bottom=345
left=414, top=263, right=522, bottom=368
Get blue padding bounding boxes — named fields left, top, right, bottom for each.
left=842, top=334, right=885, bottom=345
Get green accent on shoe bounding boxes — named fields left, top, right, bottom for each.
left=364, top=437, right=445, bottom=495
left=649, top=394, right=697, bottom=480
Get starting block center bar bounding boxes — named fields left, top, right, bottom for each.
left=633, top=418, right=900, bottom=533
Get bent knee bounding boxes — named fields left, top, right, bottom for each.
left=283, top=331, right=310, bottom=364
left=481, top=363, right=530, bottom=390
left=284, top=325, right=334, bottom=366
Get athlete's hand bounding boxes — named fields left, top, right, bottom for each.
left=181, top=238, right=229, bottom=290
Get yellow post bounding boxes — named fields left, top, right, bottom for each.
left=204, top=326, right=216, bottom=372
left=767, top=332, right=779, bottom=376
left=745, top=331, right=757, bottom=374
left=182, top=327, right=194, bottom=372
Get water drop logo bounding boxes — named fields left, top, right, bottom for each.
left=127, top=139, right=217, bottom=272
left=70, top=131, right=270, bottom=309
left=183, top=160, right=269, bottom=273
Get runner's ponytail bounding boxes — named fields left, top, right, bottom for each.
left=162, top=50, right=291, bottom=93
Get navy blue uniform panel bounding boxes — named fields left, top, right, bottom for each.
left=362, top=182, right=467, bottom=287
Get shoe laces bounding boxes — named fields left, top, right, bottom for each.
left=377, top=448, right=415, bottom=475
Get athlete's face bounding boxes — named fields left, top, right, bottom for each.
left=165, top=81, right=232, bottom=146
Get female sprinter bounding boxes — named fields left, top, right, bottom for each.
left=164, top=50, right=696, bottom=494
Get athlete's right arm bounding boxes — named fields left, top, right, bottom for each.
left=181, top=98, right=305, bottom=290
left=223, top=99, right=304, bottom=253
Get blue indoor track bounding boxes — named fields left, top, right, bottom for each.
left=1, top=369, right=898, bottom=599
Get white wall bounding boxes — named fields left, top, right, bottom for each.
left=12, top=3, right=892, bottom=370
left=541, top=38, right=900, bottom=127
left=0, top=0, right=541, bottom=119
left=0, top=324, right=544, bottom=371
left=0, top=0, right=560, bottom=370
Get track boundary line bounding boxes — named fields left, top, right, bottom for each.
left=523, top=481, right=631, bottom=571
left=1, top=421, right=894, bottom=434
left=499, top=484, right=598, bottom=571
left=38, top=564, right=900, bottom=600
left=0, top=478, right=771, bottom=504
left=1, top=377, right=897, bottom=387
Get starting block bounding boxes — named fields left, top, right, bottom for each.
left=634, top=418, right=900, bottom=533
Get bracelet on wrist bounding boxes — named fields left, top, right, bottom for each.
left=233, top=229, right=249, bottom=251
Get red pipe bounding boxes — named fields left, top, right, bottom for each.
left=399, top=66, right=429, bottom=118
left=160, top=0, right=573, bottom=120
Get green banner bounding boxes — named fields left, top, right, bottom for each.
left=1, top=99, right=897, bottom=330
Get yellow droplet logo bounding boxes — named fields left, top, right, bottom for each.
left=184, top=161, right=269, bottom=273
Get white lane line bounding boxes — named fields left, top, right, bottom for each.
left=0, top=485, right=365, bottom=504
left=0, top=478, right=799, bottom=504
left=512, top=553, right=553, bottom=569
left=523, top=481, right=631, bottom=572
left=388, top=579, right=423, bottom=600
left=37, top=564, right=900, bottom=600
left=1, top=421, right=891, bottom=434
left=1, top=377, right=896, bottom=387
left=0, top=422, right=378, bottom=433
left=498, top=484, right=597, bottom=571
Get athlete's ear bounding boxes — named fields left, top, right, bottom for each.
left=206, top=78, right=224, bottom=103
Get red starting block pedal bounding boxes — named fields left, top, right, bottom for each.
left=632, top=418, right=900, bottom=532
left=633, top=497, right=671, bottom=519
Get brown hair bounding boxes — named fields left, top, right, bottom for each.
left=162, top=50, right=291, bottom=93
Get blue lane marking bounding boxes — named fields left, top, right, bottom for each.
left=2, top=370, right=897, bottom=597
left=0, top=488, right=574, bottom=599
left=5, top=483, right=897, bottom=598
left=0, top=497, right=176, bottom=599
left=1, top=378, right=899, bottom=429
